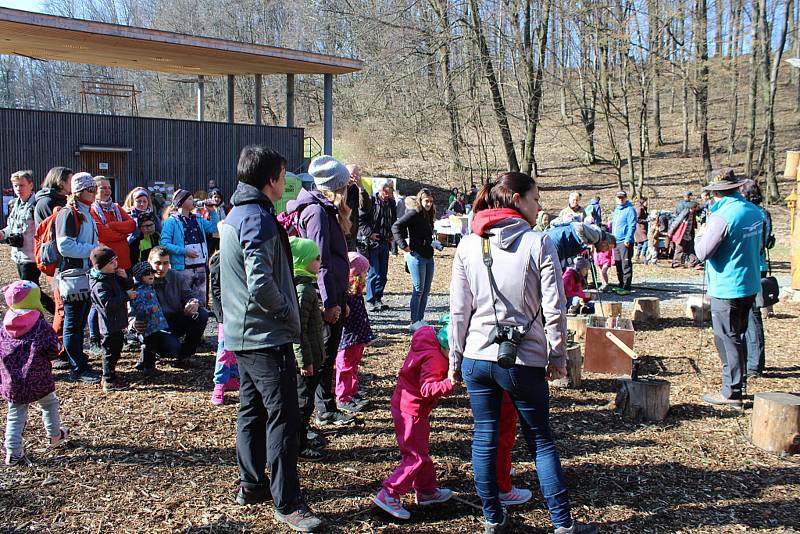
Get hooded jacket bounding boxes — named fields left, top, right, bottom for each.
left=391, top=325, right=454, bottom=417
left=55, top=200, right=99, bottom=272
left=449, top=214, right=567, bottom=372
left=160, top=210, right=219, bottom=271
left=391, top=197, right=434, bottom=258
left=91, top=202, right=136, bottom=270
left=290, top=237, right=325, bottom=370
left=0, top=316, right=59, bottom=404
left=220, top=182, right=300, bottom=351
left=2, top=195, right=36, bottom=264
left=545, top=222, right=604, bottom=263
left=359, top=190, right=397, bottom=243
left=286, top=189, right=349, bottom=309
left=34, top=188, right=67, bottom=227
left=89, top=269, right=133, bottom=335
left=611, top=200, right=637, bottom=245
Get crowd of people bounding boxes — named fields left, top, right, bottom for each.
left=0, top=150, right=776, bottom=533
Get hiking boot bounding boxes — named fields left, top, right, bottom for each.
left=484, top=512, right=509, bottom=534
left=702, top=393, right=743, bottom=409
left=315, top=411, right=355, bottom=426
left=68, top=369, right=101, bottom=384
left=553, top=522, right=599, bottom=534
left=746, top=370, right=762, bottom=379
left=298, top=446, right=325, bottom=462
left=274, top=503, right=323, bottom=532
left=337, top=400, right=365, bottom=413
left=49, top=427, right=70, bottom=447
left=307, top=430, right=326, bottom=449
left=613, top=287, right=631, bottom=296
left=415, top=487, right=453, bottom=506
left=499, top=486, right=532, bottom=506
left=5, top=449, right=33, bottom=466
left=86, top=338, right=103, bottom=356
left=236, top=485, right=271, bottom=505
left=211, top=384, right=225, bottom=406
left=102, top=378, right=128, bottom=393
left=373, top=488, right=410, bottom=520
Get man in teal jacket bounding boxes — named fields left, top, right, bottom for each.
left=696, top=169, right=763, bottom=408
left=611, top=191, right=637, bottom=294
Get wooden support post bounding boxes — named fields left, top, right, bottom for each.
left=615, top=378, right=671, bottom=422
left=685, top=295, right=711, bottom=325
left=598, top=301, right=623, bottom=318
left=750, top=392, right=800, bottom=455
left=632, top=297, right=660, bottom=322
left=567, top=315, right=589, bottom=342
left=551, top=344, right=583, bottom=389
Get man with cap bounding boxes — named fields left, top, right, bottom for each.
left=545, top=222, right=616, bottom=267
left=221, top=145, right=323, bottom=531
left=676, top=191, right=694, bottom=215
left=358, top=178, right=397, bottom=311
left=696, top=169, right=763, bottom=408
left=611, top=191, right=637, bottom=295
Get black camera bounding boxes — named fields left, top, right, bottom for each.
left=490, top=325, right=522, bottom=369
left=6, top=233, right=24, bottom=248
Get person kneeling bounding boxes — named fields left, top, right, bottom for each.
left=563, top=257, right=595, bottom=315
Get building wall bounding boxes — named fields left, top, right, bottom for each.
left=0, top=108, right=304, bottom=199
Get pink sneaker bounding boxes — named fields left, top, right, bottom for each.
left=372, top=488, right=410, bottom=520
left=415, top=487, right=453, bottom=506
left=49, top=427, right=70, bottom=447
left=225, top=377, right=240, bottom=391
left=211, top=384, right=225, bottom=405
left=499, top=486, right=532, bottom=506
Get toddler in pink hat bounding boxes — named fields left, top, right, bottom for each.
left=0, top=280, right=70, bottom=466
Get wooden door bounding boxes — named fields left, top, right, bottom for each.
left=79, top=151, right=127, bottom=201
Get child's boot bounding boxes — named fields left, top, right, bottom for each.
left=373, top=488, right=410, bottom=520
left=415, top=487, right=453, bottom=506
left=211, top=384, right=226, bottom=405
left=5, top=448, right=33, bottom=466
left=49, top=427, right=70, bottom=448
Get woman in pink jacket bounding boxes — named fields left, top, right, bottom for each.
left=372, top=323, right=455, bottom=520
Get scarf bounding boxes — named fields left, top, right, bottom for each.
left=93, top=199, right=123, bottom=225
left=470, top=208, right=526, bottom=236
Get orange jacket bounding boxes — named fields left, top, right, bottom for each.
left=90, top=203, right=135, bottom=269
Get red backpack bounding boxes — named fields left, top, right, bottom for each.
left=34, top=206, right=80, bottom=276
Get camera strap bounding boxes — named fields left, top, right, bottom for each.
left=481, top=236, right=539, bottom=334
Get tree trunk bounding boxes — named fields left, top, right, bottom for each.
left=763, top=0, right=790, bottom=202
left=468, top=0, right=519, bottom=171
left=695, top=0, right=713, bottom=176
left=522, top=0, right=552, bottom=177
left=744, top=0, right=762, bottom=177
left=727, top=0, right=743, bottom=160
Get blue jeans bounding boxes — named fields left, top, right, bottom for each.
left=635, top=241, right=648, bottom=258
left=406, top=252, right=434, bottom=323
left=745, top=299, right=765, bottom=374
left=461, top=357, right=572, bottom=527
left=366, top=241, right=390, bottom=304
left=63, top=299, right=91, bottom=373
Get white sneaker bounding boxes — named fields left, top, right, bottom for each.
left=415, top=487, right=453, bottom=506
left=499, top=486, right=532, bottom=506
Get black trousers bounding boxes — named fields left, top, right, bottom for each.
left=17, top=262, right=55, bottom=314
left=315, top=292, right=347, bottom=415
left=710, top=295, right=755, bottom=399
left=164, top=309, right=209, bottom=360
left=297, top=372, right=322, bottom=449
left=236, top=345, right=302, bottom=514
left=614, top=242, right=633, bottom=290
left=101, top=331, right=124, bottom=381
left=672, top=239, right=699, bottom=267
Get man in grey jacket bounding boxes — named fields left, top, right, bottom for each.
left=219, top=145, right=322, bottom=532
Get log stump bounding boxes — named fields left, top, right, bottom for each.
left=598, top=301, right=623, bottom=318
left=567, top=315, right=590, bottom=342
left=685, top=295, right=711, bottom=325
left=615, top=378, right=670, bottom=423
left=552, top=344, right=583, bottom=389
left=632, top=297, right=660, bottom=322
left=750, top=392, right=800, bottom=455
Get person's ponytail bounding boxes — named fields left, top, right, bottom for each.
left=471, top=172, right=536, bottom=214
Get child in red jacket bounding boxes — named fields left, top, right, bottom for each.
left=372, top=322, right=455, bottom=520
left=563, top=257, right=595, bottom=315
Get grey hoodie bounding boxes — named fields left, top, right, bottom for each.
left=449, top=217, right=567, bottom=371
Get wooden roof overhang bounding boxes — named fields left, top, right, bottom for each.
left=0, top=7, right=363, bottom=76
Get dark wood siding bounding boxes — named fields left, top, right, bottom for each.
left=0, top=107, right=304, bottom=199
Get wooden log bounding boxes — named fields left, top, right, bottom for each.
left=685, top=295, right=710, bottom=325
left=552, top=344, right=583, bottom=389
left=785, top=150, right=800, bottom=178
left=750, top=392, right=800, bottom=455
left=598, top=301, right=623, bottom=317
left=567, top=315, right=589, bottom=342
left=632, top=297, right=660, bottom=322
left=614, top=378, right=670, bottom=423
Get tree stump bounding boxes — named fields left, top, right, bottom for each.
left=614, top=378, right=670, bottom=423
left=552, top=344, right=583, bottom=389
left=567, top=315, right=589, bottom=342
left=598, top=301, right=623, bottom=318
left=685, top=295, right=710, bottom=325
left=632, top=297, right=660, bottom=322
left=750, top=392, right=800, bottom=455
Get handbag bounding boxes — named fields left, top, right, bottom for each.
left=56, top=268, right=91, bottom=302
left=757, top=250, right=780, bottom=308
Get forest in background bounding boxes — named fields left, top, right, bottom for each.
left=2, top=0, right=799, bottom=201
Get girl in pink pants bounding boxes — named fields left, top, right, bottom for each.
left=372, top=323, right=455, bottom=520
left=335, top=252, right=375, bottom=412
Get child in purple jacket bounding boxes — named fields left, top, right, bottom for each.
left=0, top=281, right=70, bottom=466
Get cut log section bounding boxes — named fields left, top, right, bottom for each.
left=784, top=150, right=800, bottom=178
left=632, top=297, right=660, bottom=322
left=615, top=378, right=670, bottom=423
left=598, top=301, right=623, bottom=317
left=685, top=295, right=711, bottom=325
left=750, top=392, right=800, bottom=455
left=551, top=344, right=583, bottom=389
left=567, top=315, right=589, bottom=342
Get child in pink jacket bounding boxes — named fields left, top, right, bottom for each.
left=563, top=257, right=595, bottom=315
left=372, top=323, right=455, bottom=520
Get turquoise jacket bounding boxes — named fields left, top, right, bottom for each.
left=611, top=200, right=637, bottom=245
left=697, top=193, right=762, bottom=299
left=160, top=211, right=219, bottom=270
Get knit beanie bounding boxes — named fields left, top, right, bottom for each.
left=348, top=251, right=369, bottom=277
left=90, top=245, right=117, bottom=270
left=308, top=155, right=350, bottom=192
left=3, top=280, right=46, bottom=337
left=132, top=261, right=154, bottom=280
left=137, top=211, right=156, bottom=227
left=172, top=189, right=192, bottom=208
left=289, top=237, right=320, bottom=280
left=132, top=187, right=150, bottom=200
left=71, top=172, right=95, bottom=194
left=436, top=314, right=450, bottom=351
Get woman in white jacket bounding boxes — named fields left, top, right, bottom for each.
left=448, top=172, right=597, bottom=534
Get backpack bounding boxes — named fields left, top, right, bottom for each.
left=34, top=206, right=80, bottom=276
left=277, top=210, right=302, bottom=237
